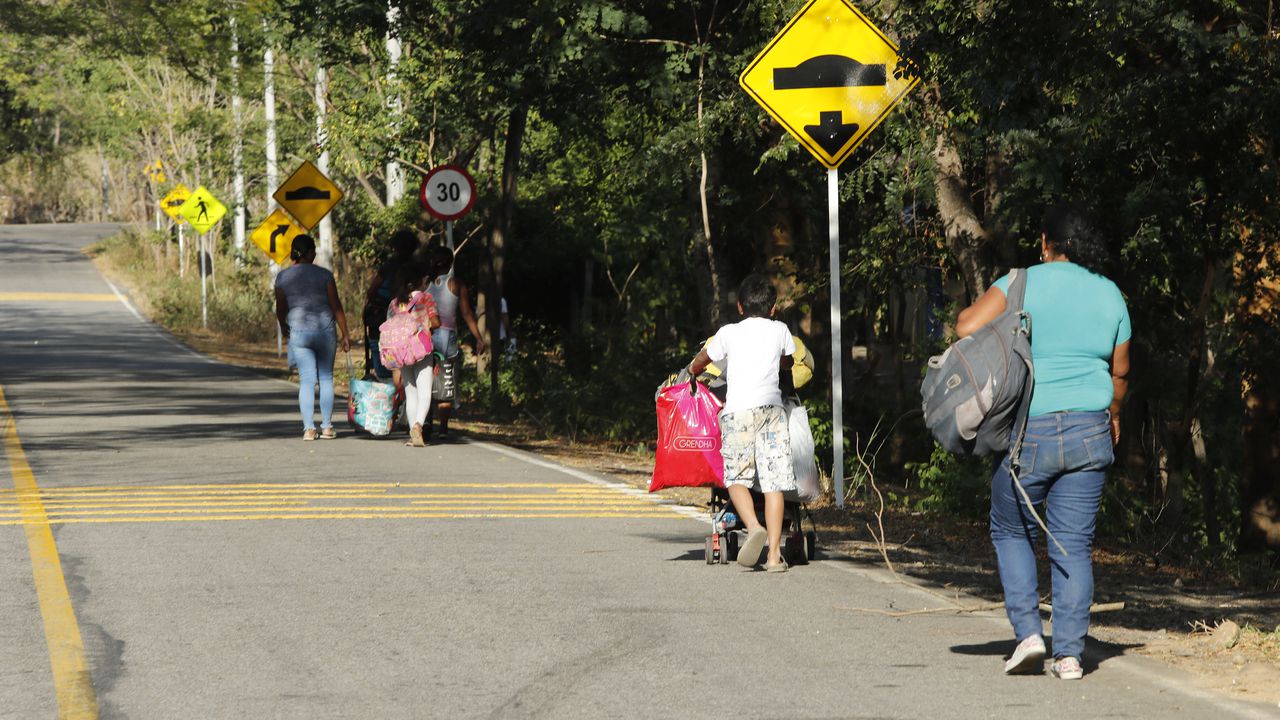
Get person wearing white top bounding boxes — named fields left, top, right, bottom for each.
left=424, top=245, right=487, bottom=440
left=689, top=274, right=797, bottom=572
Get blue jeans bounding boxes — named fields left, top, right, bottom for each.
left=288, top=327, right=337, bottom=430
left=990, top=410, right=1112, bottom=660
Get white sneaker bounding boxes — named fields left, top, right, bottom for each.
left=1050, top=656, right=1083, bottom=680
left=1003, top=634, right=1047, bottom=674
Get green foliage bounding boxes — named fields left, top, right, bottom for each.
left=908, top=444, right=992, bottom=519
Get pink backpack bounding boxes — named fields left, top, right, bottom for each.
left=377, top=302, right=433, bottom=369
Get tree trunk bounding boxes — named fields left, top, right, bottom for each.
left=984, top=146, right=1020, bottom=270
left=933, top=131, right=993, bottom=301
left=477, top=104, right=527, bottom=392
left=1241, top=377, right=1280, bottom=553
left=1238, top=245, right=1280, bottom=554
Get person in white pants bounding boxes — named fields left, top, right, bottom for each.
left=386, top=263, right=440, bottom=447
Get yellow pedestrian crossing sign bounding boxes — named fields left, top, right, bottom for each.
left=273, top=160, right=343, bottom=230
left=160, top=184, right=191, bottom=223
left=251, top=209, right=306, bottom=265
left=179, top=186, right=228, bottom=234
left=739, top=0, right=919, bottom=168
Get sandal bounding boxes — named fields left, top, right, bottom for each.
left=737, top=527, right=768, bottom=568
left=303, top=428, right=318, bottom=441
left=319, top=427, right=336, bottom=440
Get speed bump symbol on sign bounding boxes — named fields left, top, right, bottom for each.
left=179, top=186, right=228, bottom=234
left=273, top=160, right=343, bottom=230
left=251, top=209, right=306, bottom=265
left=739, top=0, right=919, bottom=168
left=161, top=184, right=191, bottom=223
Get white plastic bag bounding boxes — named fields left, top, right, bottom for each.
left=786, top=399, right=820, bottom=503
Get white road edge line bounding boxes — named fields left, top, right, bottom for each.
left=469, top=441, right=705, bottom=521
left=102, top=277, right=242, bottom=369
left=102, top=277, right=145, bottom=323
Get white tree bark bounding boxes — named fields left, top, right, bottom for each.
left=316, top=66, right=333, bottom=269
left=384, top=3, right=405, bottom=206
left=264, top=25, right=278, bottom=214
left=231, top=18, right=246, bottom=263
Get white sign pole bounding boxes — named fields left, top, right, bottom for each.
left=828, top=167, right=845, bottom=508
left=446, top=220, right=454, bottom=250
left=178, top=223, right=186, bottom=278
left=200, top=232, right=209, bottom=328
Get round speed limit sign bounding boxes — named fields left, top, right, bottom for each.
left=419, top=165, right=476, bottom=221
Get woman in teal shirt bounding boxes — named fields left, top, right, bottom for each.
left=956, top=204, right=1131, bottom=681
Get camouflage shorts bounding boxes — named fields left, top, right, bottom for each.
left=719, top=405, right=796, bottom=493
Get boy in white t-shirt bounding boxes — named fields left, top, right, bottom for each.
left=689, top=275, right=797, bottom=572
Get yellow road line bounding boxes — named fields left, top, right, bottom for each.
left=0, top=511, right=686, bottom=525
left=0, top=491, right=655, bottom=509
left=4, top=500, right=310, bottom=511
left=0, top=482, right=603, bottom=494
left=0, top=503, right=676, bottom=519
left=0, top=493, right=628, bottom=507
left=3, top=488, right=620, bottom=498
left=7, top=492, right=640, bottom=502
left=0, top=291, right=118, bottom=303
left=0, top=387, right=99, bottom=718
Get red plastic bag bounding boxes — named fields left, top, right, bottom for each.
left=650, top=381, right=724, bottom=492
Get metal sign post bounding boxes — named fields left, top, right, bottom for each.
left=446, top=220, right=454, bottom=250
left=828, top=167, right=845, bottom=507
left=178, top=224, right=186, bottom=278
left=199, top=232, right=209, bottom=328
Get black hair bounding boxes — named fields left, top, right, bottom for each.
left=390, top=228, right=419, bottom=259
left=427, top=245, right=454, bottom=279
left=1042, top=202, right=1109, bottom=276
left=389, top=261, right=425, bottom=304
left=289, top=234, right=316, bottom=262
left=737, top=274, right=777, bottom=318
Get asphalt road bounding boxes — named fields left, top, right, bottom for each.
left=0, top=223, right=1273, bottom=719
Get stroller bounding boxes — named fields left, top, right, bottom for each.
left=655, top=342, right=820, bottom=566
left=705, top=487, right=818, bottom=566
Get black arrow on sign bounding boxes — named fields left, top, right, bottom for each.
left=269, top=224, right=288, bottom=253
left=804, top=111, right=860, bottom=156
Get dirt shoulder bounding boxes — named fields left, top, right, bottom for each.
left=91, top=248, right=1280, bottom=710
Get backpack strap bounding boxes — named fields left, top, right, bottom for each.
left=1004, top=267, right=1028, bottom=313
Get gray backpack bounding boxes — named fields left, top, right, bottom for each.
left=921, top=269, right=1034, bottom=461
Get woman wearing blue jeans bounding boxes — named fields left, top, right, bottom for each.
left=274, top=235, right=351, bottom=440
left=957, top=204, right=1131, bottom=680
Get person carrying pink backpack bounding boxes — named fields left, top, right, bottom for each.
left=381, top=263, right=440, bottom=447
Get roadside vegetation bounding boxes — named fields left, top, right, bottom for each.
left=4, top=1, right=1279, bottom=584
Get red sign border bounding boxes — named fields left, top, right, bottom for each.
left=419, top=164, right=476, bottom=221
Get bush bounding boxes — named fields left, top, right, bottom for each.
left=907, top=443, right=994, bottom=519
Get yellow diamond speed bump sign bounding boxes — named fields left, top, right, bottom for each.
left=161, top=184, right=191, bottom=223
left=179, top=186, right=228, bottom=234
left=251, top=209, right=306, bottom=265
left=273, top=160, right=343, bottom=230
left=739, top=0, right=919, bottom=168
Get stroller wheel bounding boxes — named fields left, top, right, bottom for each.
left=704, top=536, right=716, bottom=564
left=725, top=530, right=740, bottom=563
